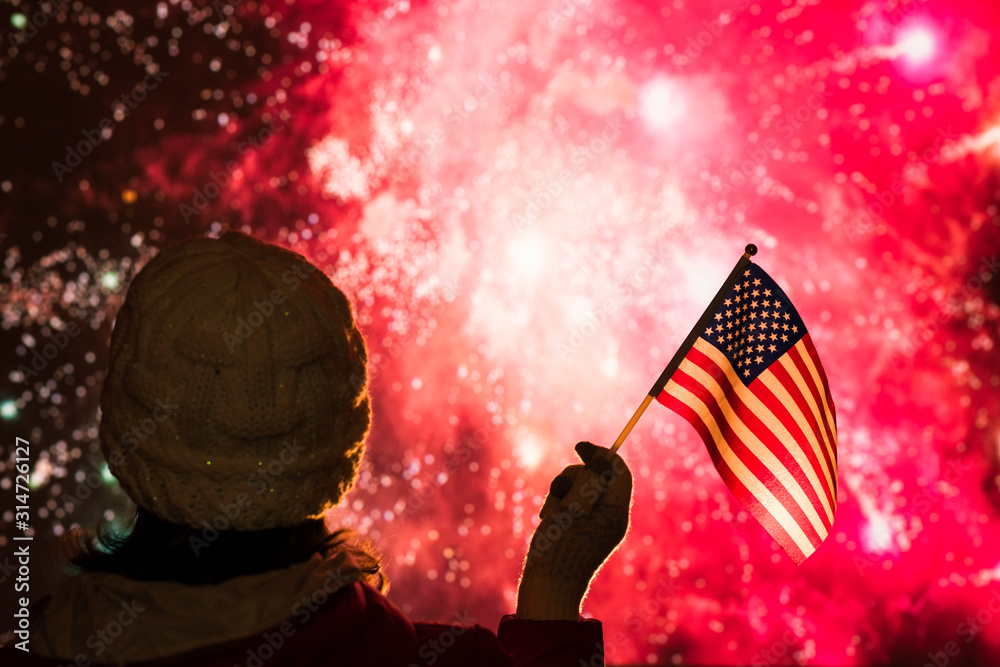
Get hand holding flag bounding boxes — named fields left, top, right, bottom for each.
left=600, top=245, right=838, bottom=564
left=517, top=442, right=632, bottom=620
left=658, top=258, right=838, bottom=564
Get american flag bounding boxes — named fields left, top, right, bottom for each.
left=657, top=262, right=838, bottom=564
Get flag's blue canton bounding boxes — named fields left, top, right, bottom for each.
left=700, top=263, right=807, bottom=385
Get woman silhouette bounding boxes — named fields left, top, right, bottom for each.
left=2, top=230, right=631, bottom=666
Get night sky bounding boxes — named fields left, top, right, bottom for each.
left=2, top=0, right=1000, bottom=664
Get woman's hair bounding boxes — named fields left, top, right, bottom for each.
left=60, top=504, right=386, bottom=592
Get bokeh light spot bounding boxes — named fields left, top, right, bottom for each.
left=896, top=26, right=936, bottom=64
left=0, top=400, right=18, bottom=420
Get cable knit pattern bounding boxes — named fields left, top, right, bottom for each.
left=99, top=231, right=371, bottom=530
left=517, top=442, right=632, bottom=620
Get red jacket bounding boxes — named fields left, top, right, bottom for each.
left=1, top=581, right=604, bottom=667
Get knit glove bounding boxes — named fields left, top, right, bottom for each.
left=516, top=441, right=632, bottom=620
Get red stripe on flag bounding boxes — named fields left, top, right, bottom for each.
left=659, top=381, right=809, bottom=563
left=714, top=456, right=809, bottom=565
left=787, top=344, right=837, bottom=458
left=684, top=345, right=834, bottom=531
left=749, top=371, right=837, bottom=519
left=671, top=348, right=827, bottom=543
left=801, top=334, right=838, bottom=445
left=657, top=388, right=724, bottom=469
left=767, top=360, right=836, bottom=485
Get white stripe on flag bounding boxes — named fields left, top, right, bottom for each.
left=681, top=342, right=830, bottom=536
left=777, top=349, right=837, bottom=480
left=755, top=370, right=837, bottom=513
left=694, top=339, right=835, bottom=526
left=796, top=340, right=839, bottom=468
left=663, top=378, right=817, bottom=558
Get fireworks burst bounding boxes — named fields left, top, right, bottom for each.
left=2, top=0, right=1000, bottom=664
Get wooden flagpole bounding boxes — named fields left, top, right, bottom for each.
left=548, top=245, right=758, bottom=518
left=559, top=243, right=757, bottom=516
left=606, top=243, right=758, bottom=458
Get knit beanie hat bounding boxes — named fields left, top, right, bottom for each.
left=98, top=231, right=370, bottom=530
